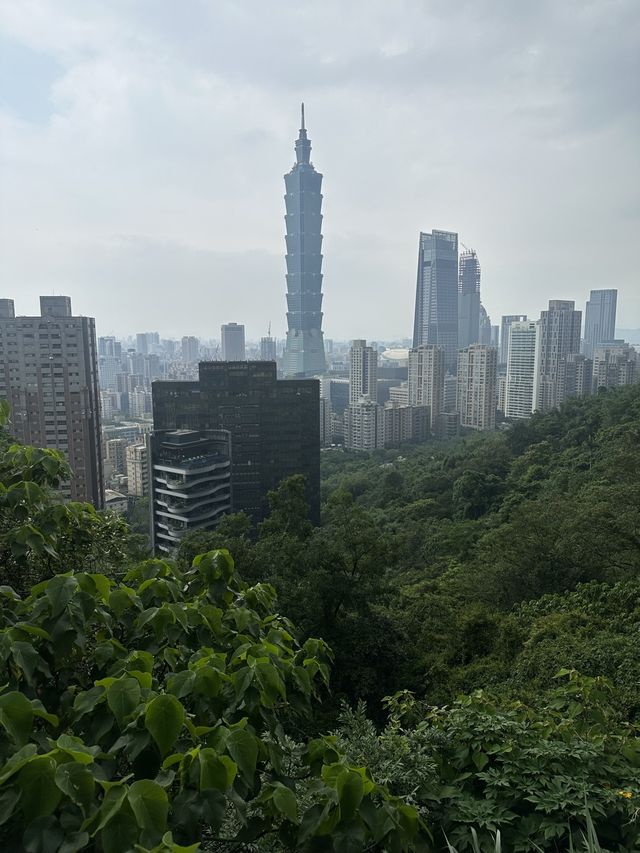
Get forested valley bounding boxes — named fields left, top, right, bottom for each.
left=1, top=386, right=640, bottom=851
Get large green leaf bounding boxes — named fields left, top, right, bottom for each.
left=0, top=691, right=34, bottom=745
left=45, top=575, right=78, bottom=616
left=0, top=787, right=20, bottom=826
left=17, top=756, right=61, bottom=819
left=101, top=811, right=138, bottom=853
left=145, top=694, right=185, bottom=756
left=128, top=779, right=169, bottom=832
left=272, top=782, right=298, bottom=824
left=106, top=677, right=141, bottom=728
left=22, top=815, right=64, bottom=853
left=54, top=762, right=95, bottom=810
left=226, top=728, right=259, bottom=781
left=338, top=771, right=364, bottom=822
left=199, top=748, right=237, bottom=791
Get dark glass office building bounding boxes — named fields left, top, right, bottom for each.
left=412, top=230, right=459, bottom=374
left=152, top=362, right=320, bottom=526
left=283, top=105, right=326, bottom=377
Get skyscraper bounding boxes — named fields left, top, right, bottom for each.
left=221, top=323, right=246, bottom=361
left=407, top=344, right=445, bottom=430
left=457, top=345, right=497, bottom=431
left=349, top=339, right=378, bottom=403
left=283, top=104, right=326, bottom=377
left=458, top=249, right=481, bottom=349
left=500, top=315, right=528, bottom=366
left=412, top=230, right=459, bottom=373
left=152, top=362, right=320, bottom=523
left=505, top=320, right=539, bottom=419
left=0, top=296, right=103, bottom=506
left=583, top=290, right=618, bottom=359
left=181, top=336, right=199, bottom=363
left=535, top=300, right=582, bottom=411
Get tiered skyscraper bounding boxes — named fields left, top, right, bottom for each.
left=412, top=230, right=459, bottom=373
left=283, top=105, right=326, bottom=377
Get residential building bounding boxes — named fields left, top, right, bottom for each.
left=500, top=315, right=527, bottom=366
left=583, top=290, right=617, bottom=359
left=558, top=353, right=593, bottom=402
left=458, top=249, right=481, bottom=349
left=319, top=397, right=332, bottom=447
left=407, top=344, right=444, bottom=430
left=592, top=343, right=638, bottom=391
left=383, top=402, right=429, bottom=446
left=104, top=490, right=128, bottom=514
left=0, top=296, right=103, bottom=506
left=181, top=336, right=200, bottom=364
left=505, top=320, right=539, bottom=419
left=497, top=375, right=507, bottom=414
left=535, top=300, right=582, bottom=412
left=126, top=442, right=150, bottom=497
left=221, top=323, right=246, bottom=361
left=349, top=340, right=378, bottom=403
left=105, top=438, right=128, bottom=476
left=412, top=229, right=459, bottom=373
left=151, top=429, right=232, bottom=553
left=457, top=345, right=498, bottom=431
left=152, top=361, right=320, bottom=524
left=283, top=104, right=326, bottom=377
left=389, top=383, right=409, bottom=405
left=444, top=375, right=458, bottom=413
left=344, top=397, right=384, bottom=451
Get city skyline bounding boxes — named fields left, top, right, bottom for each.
left=1, top=2, right=639, bottom=340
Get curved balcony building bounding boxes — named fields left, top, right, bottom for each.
left=150, top=428, right=231, bottom=554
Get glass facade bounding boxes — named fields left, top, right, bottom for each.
left=412, top=230, right=459, bottom=374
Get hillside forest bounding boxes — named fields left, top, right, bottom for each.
left=1, top=386, right=640, bottom=851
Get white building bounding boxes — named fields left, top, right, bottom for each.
left=505, top=320, right=539, bottom=419
left=457, top=345, right=497, bottom=431
left=344, top=397, right=384, bottom=451
left=349, top=340, right=378, bottom=403
left=408, top=344, right=444, bottom=430
left=126, top=442, right=150, bottom=497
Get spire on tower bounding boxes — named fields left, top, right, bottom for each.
left=301, top=102, right=305, bottom=130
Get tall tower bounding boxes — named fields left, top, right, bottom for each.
left=583, top=290, right=617, bottom=359
left=283, top=104, right=326, bottom=377
left=412, top=230, right=459, bottom=374
left=458, top=249, right=481, bottom=349
left=535, top=300, right=582, bottom=411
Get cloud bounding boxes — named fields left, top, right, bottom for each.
left=0, top=0, right=638, bottom=340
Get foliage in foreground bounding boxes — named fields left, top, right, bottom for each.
left=0, top=552, right=424, bottom=851
left=336, top=678, right=640, bottom=852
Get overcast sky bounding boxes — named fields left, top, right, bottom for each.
left=1, top=1, right=639, bottom=342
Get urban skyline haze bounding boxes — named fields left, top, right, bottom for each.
left=1, top=1, right=639, bottom=339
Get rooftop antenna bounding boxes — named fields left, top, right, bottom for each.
left=301, top=102, right=305, bottom=130
left=268, top=321, right=271, bottom=337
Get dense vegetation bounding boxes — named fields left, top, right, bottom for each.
left=1, top=385, right=640, bottom=850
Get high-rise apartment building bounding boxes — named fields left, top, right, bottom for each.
left=407, top=344, right=445, bottom=430
left=349, top=340, right=378, bottom=404
left=458, top=250, right=481, bottom=349
left=152, top=361, right=320, bottom=523
left=181, top=336, right=200, bottom=364
left=221, top=323, right=246, bottom=361
left=592, top=343, right=638, bottom=391
left=344, top=397, right=385, bottom=451
left=412, top=229, right=459, bottom=373
left=505, top=320, right=539, bottom=419
left=535, top=300, right=582, bottom=412
left=126, top=442, right=150, bottom=497
left=500, top=315, right=528, bottom=366
left=558, top=353, right=593, bottom=402
left=0, top=296, right=103, bottom=506
left=283, top=105, right=326, bottom=377
left=457, top=345, right=497, bottom=431
left=583, top=290, right=618, bottom=359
